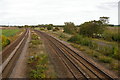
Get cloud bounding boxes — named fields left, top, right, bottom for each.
left=0, top=0, right=118, bottom=25
left=97, top=1, right=118, bottom=10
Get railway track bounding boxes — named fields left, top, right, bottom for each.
left=0, top=28, right=29, bottom=78
left=35, top=30, right=118, bottom=80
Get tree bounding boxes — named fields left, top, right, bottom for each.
left=79, top=20, right=104, bottom=37
left=100, top=16, right=109, bottom=25
left=64, top=22, right=77, bottom=34
left=47, top=24, right=53, bottom=30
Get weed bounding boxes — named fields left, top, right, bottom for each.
left=31, top=34, right=39, bottom=40
left=28, top=54, right=48, bottom=78
left=30, top=40, right=42, bottom=45
left=1, top=35, right=10, bottom=48
left=99, top=56, right=112, bottom=63
left=59, top=33, right=66, bottom=38
left=111, top=62, right=119, bottom=70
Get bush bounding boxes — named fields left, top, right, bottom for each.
left=102, top=30, right=120, bottom=42
left=79, top=20, right=104, bottom=37
left=59, top=33, right=66, bottom=38
left=30, top=40, right=42, bottom=45
left=69, top=35, right=119, bottom=60
left=68, top=35, right=92, bottom=46
left=40, top=28, right=45, bottom=30
left=47, top=26, right=53, bottom=30
left=31, top=34, right=39, bottom=40
left=1, top=35, right=10, bottom=48
left=64, top=22, right=77, bottom=34
left=99, top=56, right=112, bottom=63
left=53, top=27, right=59, bottom=31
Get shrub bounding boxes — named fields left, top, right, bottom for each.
left=40, top=28, right=45, bottom=30
left=53, top=27, right=59, bottom=31
left=64, top=22, right=77, bottom=34
left=31, top=34, right=39, bottom=40
left=59, top=33, right=66, bottom=38
left=79, top=20, right=105, bottom=37
left=68, top=35, right=92, bottom=46
left=99, top=56, right=112, bottom=63
left=102, top=30, right=120, bottom=42
left=47, top=26, right=53, bottom=30
left=30, top=40, right=42, bottom=45
left=112, top=46, right=120, bottom=60
left=1, top=35, right=10, bottom=48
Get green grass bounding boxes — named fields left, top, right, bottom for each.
left=0, top=29, right=21, bottom=50
left=1, top=29, right=20, bottom=37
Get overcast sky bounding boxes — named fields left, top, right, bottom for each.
left=0, top=0, right=119, bottom=25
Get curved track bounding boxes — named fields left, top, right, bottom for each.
left=35, top=30, right=117, bottom=80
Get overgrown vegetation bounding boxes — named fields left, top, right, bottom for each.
left=28, top=32, right=55, bottom=78
left=64, top=22, right=77, bottom=34
left=79, top=20, right=105, bottom=37
left=68, top=35, right=120, bottom=60
left=71, top=43, right=119, bottom=71
left=68, top=35, right=92, bottom=46
left=1, top=35, right=10, bottom=48
left=102, top=29, right=120, bottom=42
left=47, top=24, right=53, bottom=30
left=43, top=16, right=119, bottom=74
left=30, top=33, right=42, bottom=45
left=28, top=54, right=48, bottom=78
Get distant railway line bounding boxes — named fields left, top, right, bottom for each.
left=35, top=30, right=117, bottom=80
left=0, top=29, right=29, bottom=78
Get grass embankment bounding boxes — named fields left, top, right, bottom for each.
left=27, top=31, right=56, bottom=79
left=70, top=40, right=119, bottom=71
left=43, top=28, right=119, bottom=75
left=0, top=29, right=22, bottom=50
left=68, top=35, right=119, bottom=74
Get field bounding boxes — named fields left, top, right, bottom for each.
left=1, top=29, right=20, bottom=37
left=0, top=28, right=22, bottom=50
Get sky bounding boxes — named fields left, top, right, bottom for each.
left=118, top=1, right=120, bottom=25
left=0, top=0, right=119, bottom=25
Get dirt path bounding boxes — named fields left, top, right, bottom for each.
left=9, top=30, right=31, bottom=78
